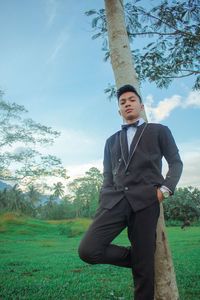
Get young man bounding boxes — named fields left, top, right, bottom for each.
left=78, top=85, right=183, bottom=300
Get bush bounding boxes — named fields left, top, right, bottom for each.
left=58, top=223, right=73, bottom=236
left=57, top=219, right=91, bottom=237
left=163, top=186, right=200, bottom=222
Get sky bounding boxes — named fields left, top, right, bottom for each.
left=0, top=0, right=200, bottom=189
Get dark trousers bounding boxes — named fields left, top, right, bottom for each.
left=78, top=198, right=160, bottom=300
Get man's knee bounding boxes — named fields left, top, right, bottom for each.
left=78, top=240, right=101, bottom=265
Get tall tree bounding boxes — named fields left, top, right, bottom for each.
left=0, top=91, right=67, bottom=190
left=163, top=186, right=200, bottom=222
left=86, top=0, right=200, bottom=95
left=6, top=185, right=26, bottom=212
left=68, top=167, right=103, bottom=218
left=103, top=1, right=179, bottom=299
left=52, top=182, right=65, bottom=199
left=26, top=184, right=41, bottom=216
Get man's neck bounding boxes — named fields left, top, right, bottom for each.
left=125, top=117, right=141, bottom=124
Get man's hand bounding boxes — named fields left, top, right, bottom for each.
left=157, top=189, right=164, bottom=203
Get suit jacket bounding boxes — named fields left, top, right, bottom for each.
left=99, top=122, right=183, bottom=212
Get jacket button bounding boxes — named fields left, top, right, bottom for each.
left=118, top=158, right=121, bottom=162
left=124, top=186, right=129, bottom=191
left=125, top=171, right=130, bottom=176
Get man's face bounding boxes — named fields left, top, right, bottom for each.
left=118, top=91, right=144, bottom=123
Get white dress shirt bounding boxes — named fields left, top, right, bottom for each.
left=126, top=118, right=145, bottom=151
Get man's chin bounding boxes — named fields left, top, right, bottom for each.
left=126, top=116, right=139, bottom=121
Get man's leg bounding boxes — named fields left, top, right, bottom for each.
left=127, top=201, right=160, bottom=300
left=78, top=198, right=132, bottom=268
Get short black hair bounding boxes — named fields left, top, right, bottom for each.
left=117, top=84, right=142, bottom=103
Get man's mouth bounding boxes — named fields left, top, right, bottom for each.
left=126, top=109, right=133, bottom=113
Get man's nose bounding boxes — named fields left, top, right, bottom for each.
left=125, top=101, right=131, bottom=107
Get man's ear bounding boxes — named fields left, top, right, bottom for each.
left=118, top=109, right=122, bottom=116
left=141, top=104, right=144, bottom=111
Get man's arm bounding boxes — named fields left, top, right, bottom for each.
left=101, top=139, right=114, bottom=189
left=159, top=126, right=183, bottom=194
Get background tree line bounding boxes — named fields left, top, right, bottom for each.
left=0, top=167, right=103, bottom=220
left=0, top=170, right=199, bottom=223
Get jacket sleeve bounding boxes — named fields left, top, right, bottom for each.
left=159, top=126, right=183, bottom=193
left=101, top=139, right=114, bottom=189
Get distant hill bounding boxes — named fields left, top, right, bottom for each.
left=0, top=181, right=12, bottom=190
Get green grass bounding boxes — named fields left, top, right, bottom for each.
left=0, top=212, right=199, bottom=299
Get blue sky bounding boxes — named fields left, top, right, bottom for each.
left=0, top=0, right=200, bottom=188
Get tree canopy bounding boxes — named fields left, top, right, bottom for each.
left=86, top=0, right=200, bottom=96
left=68, top=167, right=103, bottom=218
left=163, top=186, right=200, bottom=222
left=0, top=91, right=67, bottom=190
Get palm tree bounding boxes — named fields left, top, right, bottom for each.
left=27, top=185, right=40, bottom=204
left=52, top=182, right=65, bottom=199
left=8, top=185, right=26, bottom=212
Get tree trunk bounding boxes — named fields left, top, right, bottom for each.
left=104, top=1, right=179, bottom=299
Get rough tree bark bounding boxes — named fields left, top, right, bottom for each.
left=104, top=0, right=179, bottom=299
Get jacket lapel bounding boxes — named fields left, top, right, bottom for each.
left=119, top=129, right=129, bottom=167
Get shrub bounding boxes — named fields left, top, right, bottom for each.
left=57, top=219, right=91, bottom=237
left=163, top=187, right=200, bottom=222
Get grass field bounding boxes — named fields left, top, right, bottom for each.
left=0, top=212, right=199, bottom=300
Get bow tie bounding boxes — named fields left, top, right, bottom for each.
left=121, top=120, right=139, bottom=130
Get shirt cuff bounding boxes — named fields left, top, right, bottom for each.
left=161, top=185, right=172, bottom=194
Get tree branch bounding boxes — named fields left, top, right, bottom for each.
left=128, top=31, right=180, bottom=37
left=180, top=69, right=200, bottom=74
left=133, top=7, right=199, bottom=39
left=161, top=72, right=196, bottom=79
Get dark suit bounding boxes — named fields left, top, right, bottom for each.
left=78, top=122, right=183, bottom=300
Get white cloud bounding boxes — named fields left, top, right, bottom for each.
left=4, top=127, right=104, bottom=177
left=162, top=140, right=200, bottom=189
left=49, top=29, right=69, bottom=61
left=42, top=128, right=104, bottom=166
left=145, top=94, right=181, bottom=122
left=67, top=159, right=103, bottom=181
left=183, top=90, right=200, bottom=108
left=144, top=90, right=200, bottom=122
left=178, top=140, right=200, bottom=188
left=45, top=0, right=57, bottom=27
